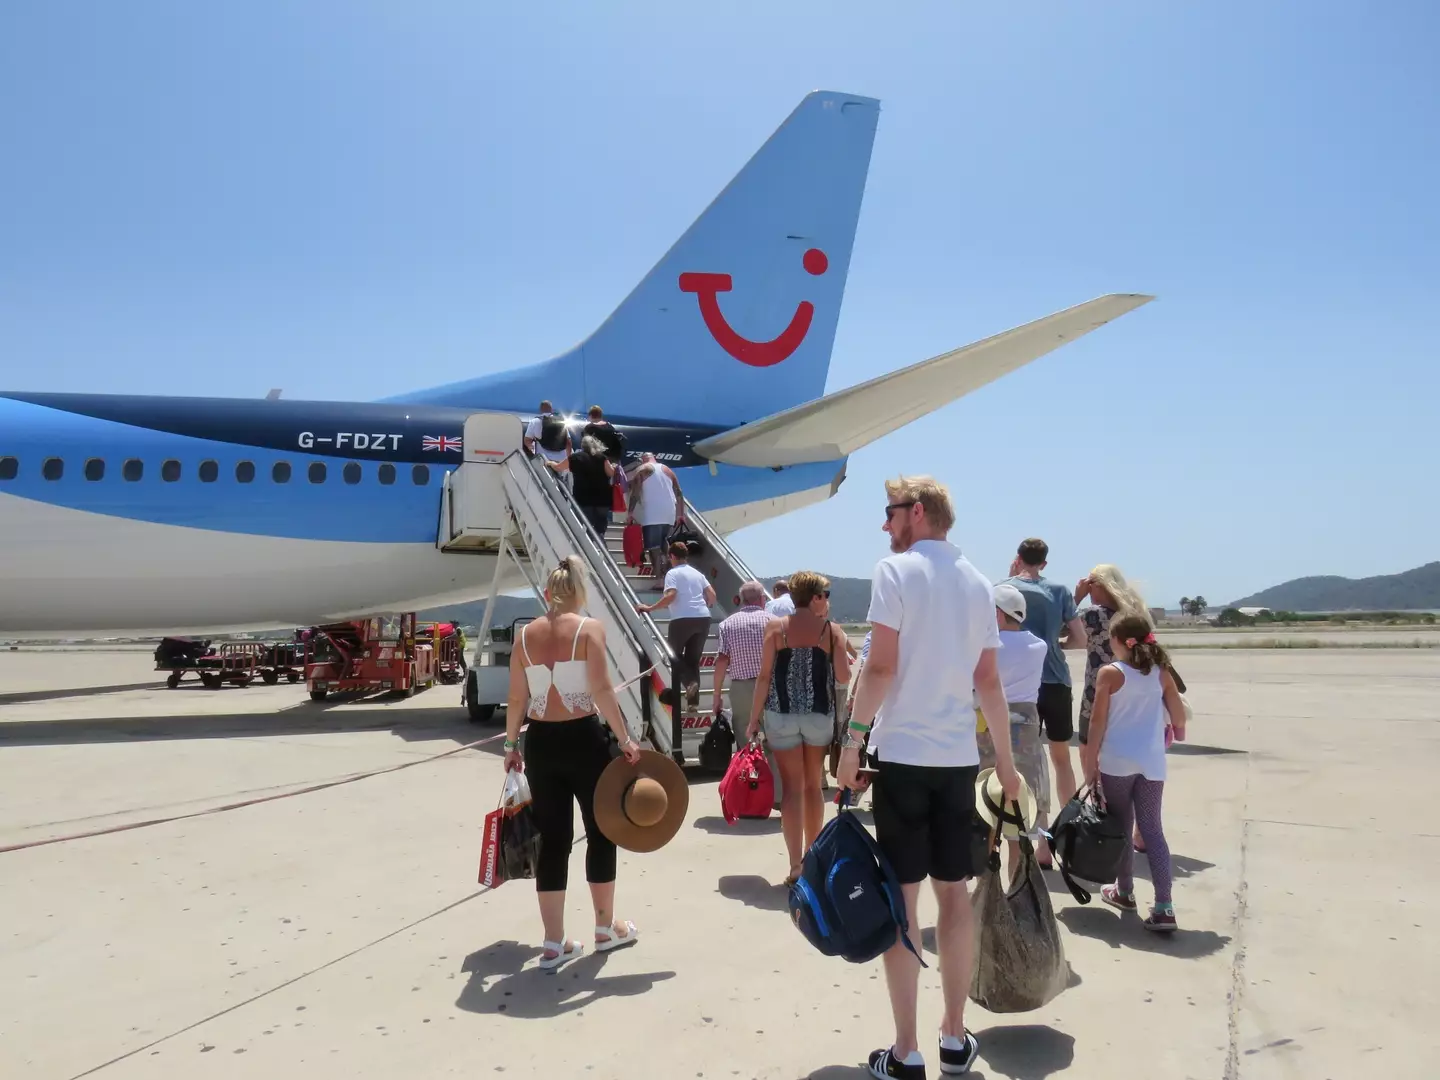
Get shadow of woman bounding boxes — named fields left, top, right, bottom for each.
left=717, top=874, right=790, bottom=912
left=1056, top=906, right=1232, bottom=959
left=455, top=939, right=675, bottom=1020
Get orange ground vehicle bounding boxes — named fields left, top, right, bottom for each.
left=303, top=613, right=436, bottom=702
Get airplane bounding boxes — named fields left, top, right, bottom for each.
left=0, top=90, right=1151, bottom=637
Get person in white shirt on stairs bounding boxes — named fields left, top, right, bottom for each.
left=627, top=453, right=683, bottom=592
left=636, top=541, right=715, bottom=713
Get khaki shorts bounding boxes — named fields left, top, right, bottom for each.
left=763, top=709, right=833, bottom=752
left=976, top=702, right=1050, bottom=818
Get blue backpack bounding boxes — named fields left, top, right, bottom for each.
left=787, top=793, right=926, bottom=967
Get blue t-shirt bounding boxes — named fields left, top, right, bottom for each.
left=1004, top=575, right=1077, bottom=686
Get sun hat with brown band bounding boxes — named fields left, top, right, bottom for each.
left=975, top=767, right=1037, bottom=840
left=593, top=749, right=690, bottom=853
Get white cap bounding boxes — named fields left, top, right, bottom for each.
left=993, top=582, right=1027, bottom=624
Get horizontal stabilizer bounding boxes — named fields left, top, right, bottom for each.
left=692, top=293, right=1153, bottom=467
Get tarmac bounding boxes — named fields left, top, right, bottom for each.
left=2, top=647, right=1437, bottom=1080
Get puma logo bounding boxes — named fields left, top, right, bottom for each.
left=849, top=884, right=864, bottom=900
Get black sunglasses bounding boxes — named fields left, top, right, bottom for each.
left=885, top=500, right=917, bottom=518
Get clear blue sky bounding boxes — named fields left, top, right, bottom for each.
left=3, top=2, right=1437, bottom=607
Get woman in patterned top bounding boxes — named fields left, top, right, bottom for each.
left=1075, top=563, right=1149, bottom=745
left=747, top=570, right=852, bottom=885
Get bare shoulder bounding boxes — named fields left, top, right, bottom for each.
left=1097, top=664, right=1124, bottom=688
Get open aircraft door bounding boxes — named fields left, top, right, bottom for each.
left=438, top=412, right=524, bottom=552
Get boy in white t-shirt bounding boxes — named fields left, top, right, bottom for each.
left=981, top=583, right=1053, bottom=873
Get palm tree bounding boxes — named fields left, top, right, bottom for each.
left=1180, top=596, right=1191, bottom=616
left=1190, top=596, right=1208, bottom=617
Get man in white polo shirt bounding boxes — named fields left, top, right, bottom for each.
left=840, top=475, right=1020, bottom=1080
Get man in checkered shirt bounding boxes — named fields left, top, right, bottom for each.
left=711, top=580, right=775, bottom=738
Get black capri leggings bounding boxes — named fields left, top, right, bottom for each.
left=524, top=714, right=618, bottom=891
left=667, top=616, right=711, bottom=691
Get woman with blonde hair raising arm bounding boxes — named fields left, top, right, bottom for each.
left=1074, top=563, right=1148, bottom=746
left=503, top=556, right=643, bottom=970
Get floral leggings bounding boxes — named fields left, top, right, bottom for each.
left=1100, top=772, right=1172, bottom=904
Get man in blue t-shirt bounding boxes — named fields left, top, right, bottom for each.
left=1005, top=538, right=1086, bottom=820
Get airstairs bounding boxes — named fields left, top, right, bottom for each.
left=436, top=412, right=760, bottom=763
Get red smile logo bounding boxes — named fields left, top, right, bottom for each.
left=679, top=248, right=828, bottom=368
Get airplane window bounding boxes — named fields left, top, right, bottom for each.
left=343, top=462, right=362, bottom=485
left=199, top=460, right=219, bottom=483
left=161, top=459, right=182, bottom=482
left=123, top=459, right=143, bottom=482
left=308, top=462, right=326, bottom=484
left=0, top=457, right=17, bottom=481
left=378, top=463, right=396, bottom=485
left=272, top=461, right=292, bottom=483
left=43, top=457, right=64, bottom=481
left=412, top=464, right=430, bottom=486
left=235, top=461, right=255, bottom=483
left=85, top=458, right=105, bottom=481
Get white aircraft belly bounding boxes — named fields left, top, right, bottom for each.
left=0, top=494, right=516, bottom=637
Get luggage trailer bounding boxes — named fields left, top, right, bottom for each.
left=304, top=613, right=437, bottom=702
left=154, top=640, right=266, bottom=690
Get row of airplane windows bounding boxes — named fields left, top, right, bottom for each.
left=0, top=455, right=434, bottom=487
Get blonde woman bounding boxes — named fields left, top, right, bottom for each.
left=1074, top=564, right=1148, bottom=745
left=746, top=570, right=851, bottom=885
left=503, top=557, right=643, bottom=970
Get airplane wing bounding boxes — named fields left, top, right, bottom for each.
left=691, top=293, right=1154, bottom=467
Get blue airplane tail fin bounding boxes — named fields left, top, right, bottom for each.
left=392, top=91, right=879, bottom=426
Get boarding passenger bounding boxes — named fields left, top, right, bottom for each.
left=525, top=400, right=572, bottom=466
left=627, top=453, right=683, bottom=591
left=711, top=580, right=775, bottom=740
left=636, top=541, right=715, bottom=714
left=549, top=435, right=617, bottom=539
left=765, top=580, right=796, bottom=616
left=1081, top=612, right=1187, bottom=932
left=1005, top=539, right=1086, bottom=804
left=502, top=557, right=643, bottom=969
left=840, top=475, right=1020, bottom=1080
left=746, top=570, right=850, bottom=886
left=580, top=405, right=626, bottom=462
left=979, top=583, right=1049, bottom=879
left=1074, top=563, right=1149, bottom=744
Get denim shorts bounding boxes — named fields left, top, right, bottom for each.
left=641, top=523, right=670, bottom=550
left=763, top=710, right=833, bottom=751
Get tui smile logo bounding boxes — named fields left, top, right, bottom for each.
left=679, top=248, right=828, bottom=367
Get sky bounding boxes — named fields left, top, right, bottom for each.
left=2, top=1, right=1438, bottom=608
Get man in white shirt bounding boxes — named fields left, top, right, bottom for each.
left=765, top=579, right=796, bottom=616
left=627, top=452, right=682, bottom=592
left=523, top=400, right=572, bottom=466
left=840, top=475, right=1020, bottom=1080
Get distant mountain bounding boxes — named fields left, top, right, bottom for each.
left=1230, top=562, right=1440, bottom=612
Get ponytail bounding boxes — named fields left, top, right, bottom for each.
left=1110, top=612, right=1169, bottom=675
left=545, top=556, right=588, bottom=612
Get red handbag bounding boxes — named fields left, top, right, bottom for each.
left=719, top=743, right=775, bottom=823
left=622, top=522, right=644, bottom=568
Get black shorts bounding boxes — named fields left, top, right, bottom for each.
left=1036, top=682, right=1074, bottom=743
left=871, top=759, right=980, bottom=884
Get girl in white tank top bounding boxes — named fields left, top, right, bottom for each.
left=1080, top=613, right=1188, bottom=932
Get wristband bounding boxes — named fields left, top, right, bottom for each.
left=847, top=720, right=869, bottom=733
left=503, top=739, right=518, bottom=751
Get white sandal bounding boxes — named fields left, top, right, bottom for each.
left=538, top=938, right=584, bottom=970
left=594, top=921, right=638, bottom=953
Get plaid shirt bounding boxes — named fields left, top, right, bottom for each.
left=716, top=605, right=775, bottom=681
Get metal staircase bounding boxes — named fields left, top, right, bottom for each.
left=436, top=412, right=760, bottom=762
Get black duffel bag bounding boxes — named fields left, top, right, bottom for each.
left=699, top=711, right=736, bottom=771
left=668, top=521, right=703, bottom=557
left=1044, top=783, right=1129, bottom=904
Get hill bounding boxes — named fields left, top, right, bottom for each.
left=1230, top=561, right=1440, bottom=612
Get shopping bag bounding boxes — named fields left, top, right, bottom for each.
left=970, top=803, right=1071, bottom=1013
left=1044, top=782, right=1128, bottom=905
left=478, top=806, right=505, bottom=888
left=499, top=769, right=543, bottom=881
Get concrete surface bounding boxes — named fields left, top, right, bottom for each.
left=1, top=648, right=1437, bottom=1079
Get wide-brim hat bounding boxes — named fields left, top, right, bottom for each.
left=593, top=749, right=689, bottom=853
left=975, top=767, right=1037, bottom=839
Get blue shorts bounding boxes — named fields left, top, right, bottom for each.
left=641, top=523, right=670, bottom=550
left=763, top=710, right=833, bottom=752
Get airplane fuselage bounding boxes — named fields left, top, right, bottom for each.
left=0, top=393, right=842, bottom=636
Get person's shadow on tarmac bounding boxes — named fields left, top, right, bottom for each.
left=806, top=1023, right=1076, bottom=1079
left=455, top=939, right=675, bottom=1019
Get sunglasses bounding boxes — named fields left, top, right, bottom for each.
left=885, top=500, right=917, bottom=519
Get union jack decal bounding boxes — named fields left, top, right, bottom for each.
left=421, top=435, right=462, bottom=453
